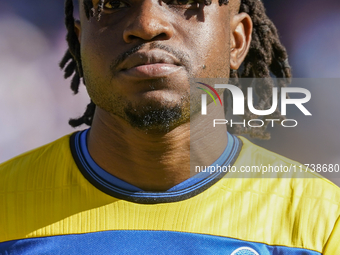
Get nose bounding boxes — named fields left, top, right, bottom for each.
left=123, top=0, right=174, bottom=43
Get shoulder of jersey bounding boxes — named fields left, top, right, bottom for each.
left=227, top=135, right=340, bottom=202
left=0, top=133, right=74, bottom=188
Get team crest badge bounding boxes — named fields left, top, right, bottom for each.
left=230, top=247, right=260, bottom=255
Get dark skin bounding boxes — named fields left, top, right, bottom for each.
left=75, top=0, right=252, bottom=191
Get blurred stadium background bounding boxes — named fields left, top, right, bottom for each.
left=0, top=0, right=339, bottom=185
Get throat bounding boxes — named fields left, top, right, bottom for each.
left=87, top=110, right=192, bottom=191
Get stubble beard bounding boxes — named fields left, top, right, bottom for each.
left=123, top=92, right=191, bottom=133
left=85, top=76, right=192, bottom=133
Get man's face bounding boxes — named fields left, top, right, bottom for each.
left=78, top=0, right=232, bottom=131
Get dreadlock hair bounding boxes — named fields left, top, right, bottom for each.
left=60, top=0, right=96, bottom=127
left=60, top=0, right=291, bottom=139
left=224, top=0, right=292, bottom=139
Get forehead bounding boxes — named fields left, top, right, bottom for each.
left=80, top=0, right=239, bottom=10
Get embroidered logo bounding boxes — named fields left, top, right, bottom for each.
left=230, top=247, right=260, bottom=255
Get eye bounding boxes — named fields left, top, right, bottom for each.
left=104, top=0, right=128, bottom=9
left=167, top=0, right=198, bottom=6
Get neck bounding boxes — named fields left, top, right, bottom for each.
left=87, top=104, right=228, bottom=191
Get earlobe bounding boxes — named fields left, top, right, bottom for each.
left=74, top=20, right=82, bottom=43
left=230, top=12, right=253, bottom=70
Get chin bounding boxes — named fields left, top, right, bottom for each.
left=123, top=97, right=190, bottom=133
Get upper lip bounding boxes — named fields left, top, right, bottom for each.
left=118, top=50, right=182, bottom=71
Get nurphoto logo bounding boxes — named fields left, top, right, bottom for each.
left=197, top=82, right=312, bottom=128
left=196, top=82, right=223, bottom=115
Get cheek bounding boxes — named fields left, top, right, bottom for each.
left=80, top=28, right=128, bottom=106
left=80, top=20, right=124, bottom=80
left=183, top=16, right=230, bottom=78
left=81, top=40, right=112, bottom=79
left=79, top=30, right=119, bottom=108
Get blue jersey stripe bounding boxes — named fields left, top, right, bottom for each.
left=70, top=130, right=242, bottom=204
left=0, top=230, right=321, bottom=255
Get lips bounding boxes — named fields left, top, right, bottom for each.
left=118, top=50, right=184, bottom=79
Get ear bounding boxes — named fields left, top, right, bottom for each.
left=230, top=12, right=253, bottom=70
left=74, top=20, right=82, bottom=43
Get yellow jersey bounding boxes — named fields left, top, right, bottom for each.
left=0, top=130, right=339, bottom=254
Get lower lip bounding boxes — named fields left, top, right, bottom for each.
left=121, top=64, right=184, bottom=79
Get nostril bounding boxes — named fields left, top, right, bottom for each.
left=127, top=35, right=141, bottom=42
left=154, top=33, right=169, bottom=41
left=126, top=32, right=170, bottom=43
